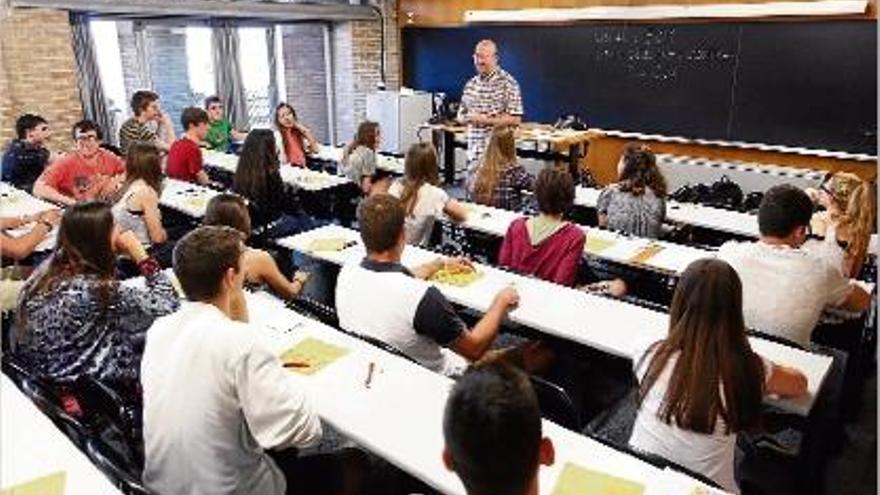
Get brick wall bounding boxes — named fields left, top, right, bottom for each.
left=331, top=0, right=402, bottom=143
left=0, top=7, right=83, bottom=152
left=281, top=24, right=331, bottom=144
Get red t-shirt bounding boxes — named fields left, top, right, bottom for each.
left=281, top=128, right=306, bottom=167
left=498, top=218, right=586, bottom=287
left=166, top=138, right=204, bottom=183
left=38, top=149, right=125, bottom=201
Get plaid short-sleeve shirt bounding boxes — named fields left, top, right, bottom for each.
left=459, top=67, right=523, bottom=165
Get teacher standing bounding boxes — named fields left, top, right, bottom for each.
left=458, top=39, right=524, bottom=183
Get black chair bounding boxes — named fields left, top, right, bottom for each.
left=530, top=375, right=580, bottom=431
left=85, top=437, right=152, bottom=495
left=76, top=377, right=144, bottom=466
left=286, top=296, right=339, bottom=328
left=19, top=378, right=90, bottom=448
left=1, top=353, right=32, bottom=387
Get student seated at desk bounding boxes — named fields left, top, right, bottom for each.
left=596, top=143, right=667, bottom=239
left=498, top=167, right=584, bottom=286
left=335, top=194, right=519, bottom=377
left=2, top=113, right=57, bottom=192
left=470, top=126, right=534, bottom=212
left=118, top=90, right=176, bottom=155
left=112, top=143, right=169, bottom=260
left=166, top=107, right=211, bottom=186
left=0, top=209, right=60, bottom=311
left=142, top=226, right=359, bottom=495
left=204, top=95, right=248, bottom=153
left=388, top=142, right=468, bottom=246
left=235, top=129, right=316, bottom=239
left=443, top=362, right=555, bottom=495
left=718, top=184, right=871, bottom=348
left=805, top=172, right=875, bottom=278
left=204, top=193, right=310, bottom=300
left=11, top=202, right=178, bottom=390
left=630, top=259, right=807, bottom=493
left=34, top=120, right=125, bottom=206
left=340, top=121, right=391, bottom=196
left=274, top=102, right=320, bottom=167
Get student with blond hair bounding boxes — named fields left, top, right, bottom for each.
left=806, top=172, right=876, bottom=278
left=470, top=126, right=534, bottom=212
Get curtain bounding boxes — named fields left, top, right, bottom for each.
left=69, top=12, right=115, bottom=144
left=211, top=21, right=248, bottom=129
left=265, top=26, right=280, bottom=114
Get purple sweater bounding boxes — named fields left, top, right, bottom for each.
left=498, top=217, right=585, bottom=287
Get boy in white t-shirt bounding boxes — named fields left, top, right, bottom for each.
left=717, top=184, right=870, bottom=347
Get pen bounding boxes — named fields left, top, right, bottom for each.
left=284, top=361, right=310, bottom=368
left=365, top=362, right=375, bottom=388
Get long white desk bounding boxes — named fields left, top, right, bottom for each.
left=0, top=182, right=59, bottom=252
left=1, top=375, right=123, bottom=494
left=203, top=150, right=351, bottom=192
left=575, top=186, right=761, bottom=238
left=312, top=144, right=406, bottom=176
left=277, top=225, right=832, bottom=417
left=158, top=178, right=219, bottom=218
left=459, top=201, right=711, bottom=275
left=244, top=291, right=728, bottom=495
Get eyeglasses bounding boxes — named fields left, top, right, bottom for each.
left=209, top=105, right=222, bottom=111
left=75, top=135, right=99, bottom=142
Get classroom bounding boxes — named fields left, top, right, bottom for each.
left=0, top=0, right=876, bottom=494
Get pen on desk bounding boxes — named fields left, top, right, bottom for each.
left=365, top=362, right=375, bottom=388
left=284, top=361, right=310, bottom=369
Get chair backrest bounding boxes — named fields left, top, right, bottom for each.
left=85, top=437, right=152, bottom=495
left=529, top=375, right=580, bottom=431
left=19, top=378, right=90, bottom=448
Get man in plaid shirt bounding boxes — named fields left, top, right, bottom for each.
left=458, top=40, right=524, bottom=178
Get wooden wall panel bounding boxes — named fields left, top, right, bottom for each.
left=584, top=136, right=877, bottom=186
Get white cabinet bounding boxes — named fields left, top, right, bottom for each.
left=366, top=90, right=433, bottom=154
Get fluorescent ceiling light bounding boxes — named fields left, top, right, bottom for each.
left=465, top=0, right=868, bottom=22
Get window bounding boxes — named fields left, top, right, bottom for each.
left=186, top=27, right=216, bottom=102
left=238, top=27, right=273, bottom=128
left=90, top=20, right=127, bottom=140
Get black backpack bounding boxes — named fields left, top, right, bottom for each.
left=705, top=176, right=744, bottom=210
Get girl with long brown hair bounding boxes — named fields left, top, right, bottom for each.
left=388, top=142, right=468, bottom=245
left=597, top=143, right=668, bottom=238
left=273, top=102, right=319, bottom=167
left=203, top=193, right=310, bottom=300
left=806, top=172, right=875, bottom=278
left=12, top=202, right=179, bottom=389
left=235, top=129, right=316, bottom=239
left=470, top=126, right=534, bottom=211
left=341, top=121, right=390, bottom=195
left=629, top=258, right=807, bottom=492
left=112, top=142, right=167, bottom=247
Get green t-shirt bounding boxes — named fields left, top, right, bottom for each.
left=206, top=118, right=232, bottom=152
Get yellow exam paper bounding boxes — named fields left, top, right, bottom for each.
left=585, top=234, right=617, bottom=254
left=307, top=238, right=351, bottom=252
left=551, top=463, right=644, bottom=495
left=280, top=337, right=349, bottom=375
left=0, top=471, right=66, bottom=495
left=429, top=268, right=483, bottom=287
